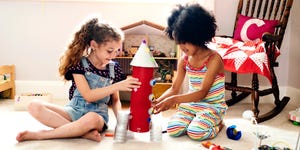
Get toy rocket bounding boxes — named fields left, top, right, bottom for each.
left=129, top=40, right=158, bottom=132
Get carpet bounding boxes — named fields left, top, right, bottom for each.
left=0, top=97, right=299, bottom=150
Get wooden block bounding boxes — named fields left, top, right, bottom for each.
left=152, top=83, right=172, bottom=98
left=152, top=83, right=179, bottom=109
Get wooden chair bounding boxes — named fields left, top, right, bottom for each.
left=218, top=0, right=293, bottom=123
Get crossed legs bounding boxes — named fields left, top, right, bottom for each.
left=16, top=100, right=105, bottom=142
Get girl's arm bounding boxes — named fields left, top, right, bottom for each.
left=153, top=57, right=186, bottom=104
left=111, top=91, right=122, bottom=118
left=73, top=75, right=140, bottom=103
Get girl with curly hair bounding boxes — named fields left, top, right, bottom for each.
left=153, top=3, right=228, bottom=141
left=16, top=17, right=141, bottom=142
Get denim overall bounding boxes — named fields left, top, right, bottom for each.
left=65, top=57, right=115, bottom=124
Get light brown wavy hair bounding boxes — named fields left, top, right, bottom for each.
left=58, top=18, right=124, bottom=80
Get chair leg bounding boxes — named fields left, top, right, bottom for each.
left=251, top=74, right=260, bottom=118
left=253, top=67, right=290, bottom=123
left=225, top=72, right=251, bottom=106
left=225, top=69, right=289, bottom=123
left=270, top=66, right=283, bottom=106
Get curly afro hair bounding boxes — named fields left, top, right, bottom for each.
left=165, top=3, right=217, bottom=48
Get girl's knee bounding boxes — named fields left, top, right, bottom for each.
left=187, top=126, right=219, bottom=141
left=167, top=121, right=187, bottom=137
left=27, top=100, right=44, bottom=114
left=83, top=112, right=100, bottom=122
left=82, top=112, right=104, bottom=129
left=167, top=126, right=186, bottom=137
left=167, top=110, right=192, bottom=137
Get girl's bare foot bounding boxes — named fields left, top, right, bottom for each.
left=218, top=121, right=225, bottom=132
left=17, top=130, right=102, bottom=142
left=82, top=130, right=102, bottom=142
left=16, top=131, right=41, bottom=142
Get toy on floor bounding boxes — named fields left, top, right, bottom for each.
left=114, top=40, right=161, bottom=143
left=257, top=144, right=291, bottom=150
left=114, top=111, right=130, bottom=143
left=201, top=141, right=232, bottom=150
left=288, top=108, right=300, bottom=126
left=243, top=110, right=270, bottom=147
left=226, top=125, right=242, bottom=140
left=243, top=110, right=292, bottom=150
left=149, top=112, right=163, bottom=142
left=104, top=132, right=114, bottom=137
left=256, top=135, right=298, bottom=150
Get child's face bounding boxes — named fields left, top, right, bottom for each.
left=94, top=40, right=122, bottom=66
left=178, top=43, right=198, bottom=56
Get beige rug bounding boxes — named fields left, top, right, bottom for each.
left=0, top=97, right=299, bottom=150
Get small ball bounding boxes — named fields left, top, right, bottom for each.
left=242, top=110, right=254, bottom=120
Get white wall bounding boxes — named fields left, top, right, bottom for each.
left=287, top=0, right=300, bottom=89
left=214, top=0, right=239, bottom=36
left=0, top=0, right=215, bottom=99
left=0, top=0, right=214, bottom=81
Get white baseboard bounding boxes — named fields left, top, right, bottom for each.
left=15, top=80, right=71, bottom=100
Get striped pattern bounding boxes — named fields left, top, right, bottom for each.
left=167, top=110, right=193, bottom=137
left=186, top=65, right=226, bottom=104
left=186, top=104, right=223, bottom=140
left=167, top=103, right=226, bottom=141
left=166, top=55, right=228, bottom=141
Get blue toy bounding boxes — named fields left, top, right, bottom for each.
left=226, top=125, right=242, bottom=140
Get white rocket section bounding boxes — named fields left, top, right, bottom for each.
left=130, top=40, right=158, bottom=68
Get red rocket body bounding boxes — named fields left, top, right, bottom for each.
left=129, top=66, right=154, bottom=132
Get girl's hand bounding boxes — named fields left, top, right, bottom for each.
left=115, top=77, right=141, bottom=91
left=151, top=97, right=161, bottom=105
left=153, top=96, right=176, bottom=114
